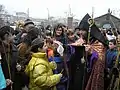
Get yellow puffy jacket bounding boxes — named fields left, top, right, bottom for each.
left=25, top=52, right=61, bottom=90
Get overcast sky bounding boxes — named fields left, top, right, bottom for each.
left=1, top=0, right=120, bottom=19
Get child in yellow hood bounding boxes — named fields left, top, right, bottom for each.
left=25, top=38, right=62, bottom=90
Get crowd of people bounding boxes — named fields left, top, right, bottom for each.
left=0, top=13, right=120, bottom=90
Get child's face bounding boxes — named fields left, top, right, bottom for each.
left=42, top=43, right=48, bottom=52
left=46, top=36, right=52, bottom=43
left=109, top=42, right=116, bottom=49
left=53, top=43, right=59, bottom=48
left=68, top=33, right=75, bottom=40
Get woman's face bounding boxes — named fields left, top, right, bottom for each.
left=55, top=28, right=62, bottom=36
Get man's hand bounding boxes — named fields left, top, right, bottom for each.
left=69, top=38, right=85, bottom=46
left=16, top=63, right=21, bottom=71
left=58, top=73, right=63, bottom=78
left=84, top=45, right=91, bottom=52
left=6, top=79, right=13, bottom=86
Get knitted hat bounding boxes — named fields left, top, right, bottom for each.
left=24, top=19, right=34, bottom=27
left=31, top=38, right=44, bottom=48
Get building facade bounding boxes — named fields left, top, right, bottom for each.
left=94, top=9, right=120, bottom=31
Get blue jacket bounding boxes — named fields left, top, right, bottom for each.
left=106, top=49, right=119, bottom=69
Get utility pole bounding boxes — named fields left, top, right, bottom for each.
left=27, top=8, right=29, bottom=19
left=68, top=4, right=74, bottom=17
left=92, top=7, right=94, bottom=18
left=67, top=4, right=74, bottom=29
left=69, top=4, right=71, bottom=17
left=47, top=8, right=50, bottom=25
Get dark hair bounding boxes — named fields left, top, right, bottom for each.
left=28, top=27, right=39, bottom=37
left=0, top=26, right=12, bottom=40
left=107, top=30, right=113, bottom=35
left=23, top=27, right=39, bottom=45
left=14, top=29, right=20, bottom=35
left=75, top=26, right=80, bottom=31
left=46, top=25, right=51, bottom=30
left=82, top=31, right=88, bottom=42
left=67, top=29, right=74, bottom=36
left=31, top=44, right=44, bottom=53
left=31, top=38, right=44, bottom=53
left=109, top=39, right=116, bottom=45
left=45, top=30, right=52, bottom=37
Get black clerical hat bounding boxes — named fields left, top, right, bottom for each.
left=78, top=14, right=107, bottom=45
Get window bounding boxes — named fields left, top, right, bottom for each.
left=103, top=23, right=111, bottom=29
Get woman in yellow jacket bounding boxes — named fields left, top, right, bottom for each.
left=25, top=38, right=62, bottom=90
